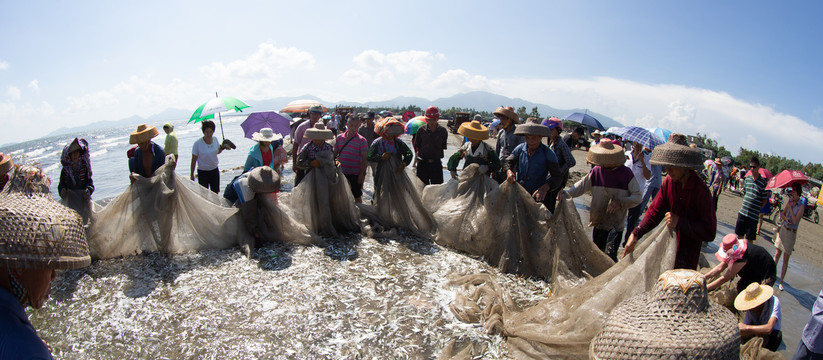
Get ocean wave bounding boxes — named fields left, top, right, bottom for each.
left=89, top=149, right=108, bottom=158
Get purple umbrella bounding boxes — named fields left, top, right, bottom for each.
left=241, top=111, right=292, bottom=139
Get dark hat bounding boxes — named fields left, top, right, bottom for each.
left=0, top=165, right=90, bottom=269
left=248, top=166, right=280, bottom=193
left=513, top=122, right=550, bottom=137
left=650, top=133, right=704, bottom=170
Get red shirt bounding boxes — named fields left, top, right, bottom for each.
left=632, top=170, right=716, bottom=269
left=260, top=147, right=272, bottom=169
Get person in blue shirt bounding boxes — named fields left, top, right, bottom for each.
left=128, top=124, right=166, bottom=182
left=505, top=120, right=562, bottom=210
left=0, top=165, right=91, bottom=360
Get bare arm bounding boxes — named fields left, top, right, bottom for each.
left=739, top=316, right=778, bottom=338
left=190, top=155, right=198, bottom=181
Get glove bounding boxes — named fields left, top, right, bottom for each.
left=450, top=171, right=458, bottom=179
left=381, top=152, right=391, bottom=161
left=478, top=165, right=489, bottom=174
left=310, top=160, right=321, bottom=168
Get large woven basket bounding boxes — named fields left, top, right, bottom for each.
left=0, top=165, right=90, bottom=269
left=590, top=269, right=740, bottom=359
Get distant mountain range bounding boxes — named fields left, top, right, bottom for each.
left=46, top=91, right=623, bottom=137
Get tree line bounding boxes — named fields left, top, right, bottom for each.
left=697, top=133, right=823, bottom=180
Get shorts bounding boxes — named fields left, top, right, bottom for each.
left=344, top=173, right=363, bottom=198
left=734, top=214, right=759, bottom=241
left=760, top=203, right=771, bottom=214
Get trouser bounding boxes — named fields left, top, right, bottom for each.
left=593, top=228, right=622, bottom=262
left=735, top=214, right=759, bottom=241
left=794, top=340, right=823, bottom=360
left=416, top=159, right=443, bottom=185
left=294, top=169, right=306, bottom=187
left=624, top=204, right=643, bottom=245
left=197, top=168, right=220, bottom=193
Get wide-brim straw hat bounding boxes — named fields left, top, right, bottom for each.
left=734, top=282, right=774, bottom=311
left=458, top=120, right=489, bottom=140
left=590, top=269, right=740, bottom=359
left=493, top=106, right=517, bottom=122
left=0, top=165, right=90, bottom=270
left=0, top=152, right=12, bottom=175
left=649, top=133, right=703, bottom=170
left=513, top=122, right=550, bottom=137
left=587, top=139, right=626, bottom=167
left=305, top=122, right=334, bottom=140
left=129, top=124, right=159, bottom=144
left=248, top=166, right=281, bottom=193
left=251, top=128, right=283, bottom=142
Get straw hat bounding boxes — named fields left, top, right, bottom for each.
left=513, top=122, right=550, bottom=137
left=493, top=106, right=517, bottom=122
left=458, top=120, right=489, bottom=140
left=590, top=269, right=739, bottom=359
left=0, top=165, right=90, bottom=270
left=129, top=124, right=159, bottom=144
left=649, top=133, right=703, bottom=170
left=734, top=282, right=774, bottom=311
left=0, top=152, right=12, bottom=175
left=247, top=166, right=280, bottom=193
left=715, top=233, right=747, bottom=264
left=308, top=104, right=324, bottom=114
left=305, top=122, right=334, bottom=140
left=251, top=128, right=282, bottom=142
left=586, top=139, right=626, bottom=167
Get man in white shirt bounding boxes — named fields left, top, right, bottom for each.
left=623, top=141, right=651, bottom=246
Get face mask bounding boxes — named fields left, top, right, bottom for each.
left=7, top=268, right=28, bottom=306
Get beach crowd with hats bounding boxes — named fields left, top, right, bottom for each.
left=2, top=102, right=823, bottom=359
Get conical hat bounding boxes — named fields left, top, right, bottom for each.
left=129, top=124, right=159, bottom=144
left=586, top=139, right=626, bottom=167
left=305, top=122, right=334, bottom=140
left=650, top=133, right=703, bottom=170
left=493, top=106, right=517, bottom=122
left=458, top=120, right=489, bottom=140
left=590, top=269, right=739, bottom=359
left=247, top=166, right=281, bottom=193
left=513, top=122, right=550, bottom=137
left=0, top=165, right=90, bottom=269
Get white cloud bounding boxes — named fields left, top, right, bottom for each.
left=0, top=61, right=8, bottom=70
left=431, top=69, right=491, bottom=92
left=28, top=80, right=39, bottom=93
left=501, top=77, right=823, bottom=163
left=6, top=86, right=21, bottom=101
left=343, top=50, right=445, bottom=88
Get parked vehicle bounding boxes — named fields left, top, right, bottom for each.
left=448, top=112, right=470, bottom=134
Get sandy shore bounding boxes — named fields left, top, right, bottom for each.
left=563, top=147, right=823, bottom=358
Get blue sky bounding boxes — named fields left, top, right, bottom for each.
left=2, top=0, right=822, bottom=163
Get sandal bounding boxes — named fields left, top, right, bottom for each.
left=778, top=283, right=784, bottom=291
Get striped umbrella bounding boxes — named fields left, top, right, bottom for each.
left=405, top=116, right=427, bottom=135
left=619, top=126, right=665, bottom=149
left=280, top=99, right=328, bottom=113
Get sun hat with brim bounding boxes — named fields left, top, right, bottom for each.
left=0, top=165, right=90, bottom=270
left=586, top=139, right=626, bottom=167
left=308, top=104, right=324, bottom=114
left=715, top=233, right=747, bottom=264
left=734, top=282, right=774, bottom=311
left=649, top=133, right=704, bottom=170
left=513, top=122, right=551, bottom=137
left=0, top=153, right=12, bottom=175
left=493, top=107, right=517, bottom=122
left=458, top=120, right=489, bottom=140
left=129, top=124, right=159, bottom=144
left=251, top=128, right=282, bottom=143
left=305, top=122, right=334, bottom=140
left=248, top=166, right=281, bottom=193
left=590, top=269, right=740, bottom=359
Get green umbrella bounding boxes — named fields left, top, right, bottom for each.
left=188, top=93, right=250, bottom=142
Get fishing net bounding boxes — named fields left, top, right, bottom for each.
left=372, top=156, right=435, bottom=237
left=60, top=189, right=92, bottom=224
left=240, top=192, right=323, bottom=249
left=739, top=337, right=783, bottom=360
left=444, top=222, right=677, bottom=359
left=87, top=156, right=251, bottom=259
left=423, top=169, right=613, bottom=280
left=290, top=150, right=361, bottom=237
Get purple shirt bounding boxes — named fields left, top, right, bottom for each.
left=802, top=288, right=823, bottom=353
left=334, top=133, right=368, bottom=175
left=293, top=120, right=315, bottom=153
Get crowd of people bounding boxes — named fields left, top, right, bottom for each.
left=2, top=101, right=823, bottom=359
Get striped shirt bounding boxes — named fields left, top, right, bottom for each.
left=739, top=176, right=768, bottom=219
left=334, top=133, right=368, bottom=175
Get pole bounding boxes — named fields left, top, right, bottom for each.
left=215, top=91, right=226, bottom=140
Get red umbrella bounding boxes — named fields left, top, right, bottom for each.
left=745, top=167, right=773, bottom=179
left=765, top=169, right=808, bottom=190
